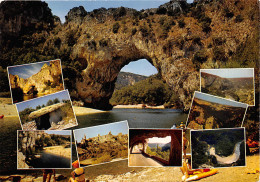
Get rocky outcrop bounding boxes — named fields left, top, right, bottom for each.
left=187, top=97, right=247, bottom=129
left=9, top=60, right=64, bottom=96
left=78, top=132, right=128, bottom=165
left=0, top=1, right=53, bottom=43
left=28, top=102, right=65, bottom=119
left=65, top=6, right=87, bottom=24
left=158, top=0, right=187, bottom=13
left=18, top=131, right=44, bottom=156
left=115, top=72, right=147, bottom=90
left=201, top=72, right=255, bottom=105
left=1, top=0, right=259, bottom=111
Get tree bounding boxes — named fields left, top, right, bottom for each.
left=53, top=98, right=60, bottom=104
left=46, top=99, right=54, bottom=106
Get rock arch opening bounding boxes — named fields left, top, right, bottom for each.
left=129, top=129, right=182, bottom=166
left=109, top=58, right=182, bottom=108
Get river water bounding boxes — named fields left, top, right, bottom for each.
left=74, top=108, right=188, bottom=129
left=0, top=108, right=187, bottom=176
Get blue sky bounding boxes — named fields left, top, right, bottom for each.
left=45, top=130, right=72, bottom=136
left=121, top=59, right=158, bottom=76
left=74, top=120, right=128, bottom=142
left=201, top=68, right=254, bottom=78
left=194, top=91, right=247, bottom=108
left=8, top=61, right=50, bottom=79
left=46, top=0, right=193, bottom=76
left=16, top=90, right=71, bottom=112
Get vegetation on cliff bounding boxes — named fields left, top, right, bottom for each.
left=191, top=128, right=245, bottom=168
left=0, top=0, right=258, bottom=137
left=187, top=97, right=247, bottom=129
left=146, top=145, right=170, bottom=161
left=110, top=74, right=182, bottom=108
left=77, top=132, right=128, bottom=166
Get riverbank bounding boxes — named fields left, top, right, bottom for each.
left=113, top=104, right=165, bottom=109
left=43, top=146, right=71, bottom=159
left=0, top=98, right=18, bottom=117
left=73, top=106, right=107, bottom=116
left=92, top=153, right=260, bottom=181
left=1, top=154, right=259, bottom=181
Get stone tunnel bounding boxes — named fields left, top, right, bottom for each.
left=129, top=129, right=182, bottom=166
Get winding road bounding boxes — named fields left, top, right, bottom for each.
left=129, top=148, right=163, bottom=167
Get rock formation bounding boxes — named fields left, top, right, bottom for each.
left=9, top=60, right=64, bottom=97
left=78, top=132, right=128, bottom=165
left=18, top=131, right=45, bottom=157
left=187, top=97, right=247, bottom=129
left=0, top=1, right=53, bottom=44
left=201, top=72, right=255, bottom=105
left=0, top=0, right=259, bottom=111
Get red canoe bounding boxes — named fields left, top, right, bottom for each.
left=0, top=115, right=4, bottom=119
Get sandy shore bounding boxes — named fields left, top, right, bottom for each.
left=94, top=154, right=260, bottom=182
left=113, top=104, right=165, bottom=109
left=1, top=154, right=259, bottom=181
left=73, top=106, right=107, bottom=116
left=43, top=146, right=71, bottom=158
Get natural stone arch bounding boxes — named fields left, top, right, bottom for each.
left=69, top=19, right=199, bottom=110
left=55, top=0, right=256, bottom=110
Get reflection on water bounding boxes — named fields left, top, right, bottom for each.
left=29, top=152, right=71, bottom=169
left=74, top=108, right=187, bottom=129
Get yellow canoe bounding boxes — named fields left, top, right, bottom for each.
left=185, top=169, right=218, bottom=181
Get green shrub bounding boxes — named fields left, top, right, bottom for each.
left=192, top=49, right=208, bottom=65
left=224, top=8, right=234, bottom=18
left=213, top=47, right=227, bottom=62
left=113, top=7, right=126, bottom=20
left=213, top=37, right=225, bottom=46
left=99, top=39, right=108, bottom=47
left=88, top=40, right=97, bottom=50
left=131, top=28, right=137, bottom=35
left=178, top=19, right=185, bottom=28
left=112, top=22, right=120, bottom=33
left=156, top=7, right=167, bottom=15
left=139, top=25, right=149, bottom=37
left=235, top=15, right=243, bottom=23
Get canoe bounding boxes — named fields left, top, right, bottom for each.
left=185, top=169, right=218, bottom=181
left=0, top=115, right=4, bottom=119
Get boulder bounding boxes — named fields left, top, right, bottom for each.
left=28, top=103, right=66, bottom=119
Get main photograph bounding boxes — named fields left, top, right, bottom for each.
left=0, top=0, right=259, bottom=181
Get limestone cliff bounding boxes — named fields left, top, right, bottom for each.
left=0, top=0, right=259, bottom=111
left=9, top=60, right=64, bottom=96
left=78, top=132, right=128, bottom=164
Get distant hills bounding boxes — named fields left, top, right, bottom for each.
left=115, top=72, right=147, bottom=90
left=201, top=72, right=254, bottom=105
left=148, top=142, right=171, bottom=152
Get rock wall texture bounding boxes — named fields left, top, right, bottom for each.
left=9, top=60, right=64, bottom=95
left=0, top=0, right=259, bottom=111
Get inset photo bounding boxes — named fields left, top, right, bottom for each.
left=191, top=128, right=246, bottom=169
left=74, top=120, right=129, bottom=167
left=200, top=68, right=255, bottom=106
left=16, top=90, right=78, bottom=130
left=8, top=59, right=64, bottom=104
left=17, top=130, right=72, bottom=169
left=186, top=91, right=247, bottom=130
left=129, top=129, right=182, bottom=167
